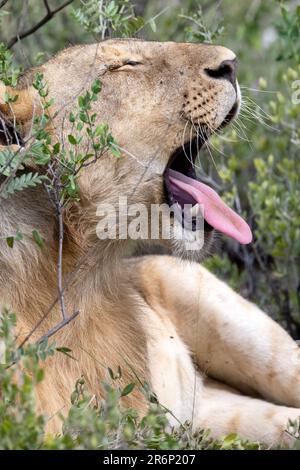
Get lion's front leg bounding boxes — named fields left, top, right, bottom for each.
left=139, top=300, right=300, bottom=448
left=198, top=379, right=300, bottom=448
left=131, top=255, right=300, bottom=408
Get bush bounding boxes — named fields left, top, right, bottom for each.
left=0, top=312, right=263, bottom=450
left=1, top=0, right=300, bottom=450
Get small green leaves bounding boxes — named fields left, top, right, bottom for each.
left=0, top=42, right=22, bottom=86
left=276, top=4, right=300, bottom=61
left=0, top=173, right=46, bottom=199
left=4, top=91, right=19, bottom=103
left=56, top=79, right=120, bottom=202
left=179, top=7, right=224, bottom=44
left=29, top=141, right=51, bottom=165
left=0, top=147, right=26, bottom=177
left=71, top=0, right=145, bottom=38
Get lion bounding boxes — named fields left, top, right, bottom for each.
left=1, top=39, right=300, bottom=447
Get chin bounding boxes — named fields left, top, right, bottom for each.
left=167, top=229, right=214, bottom=262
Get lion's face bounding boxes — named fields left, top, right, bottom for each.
left=26, top=40, right=247, bottom=259
left=94, top=39, right=238, bottom=161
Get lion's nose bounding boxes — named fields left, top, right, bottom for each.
left=205, top=59, right=237, bottom=89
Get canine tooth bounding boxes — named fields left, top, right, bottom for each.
left=190, top=204, right=201, bottom=217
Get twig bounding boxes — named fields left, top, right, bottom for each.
left=52, top=173, right=68, bottom=321
left=37, top=310, right=79, bottom=344
left=7, top=0, right=74, bottom=49
left=44, top=0, right=51, bottom=16
left=0, top=0, right=9, bottom=9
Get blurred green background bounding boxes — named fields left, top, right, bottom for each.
left=1, top=0, right=300, bottom=336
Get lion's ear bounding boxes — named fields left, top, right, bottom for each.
left=0, top=81, right=40, bottom=149
left=0, top=81, right=36, bottom=123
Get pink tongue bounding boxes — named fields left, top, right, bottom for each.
left=168, top=169, right=252, bottom=244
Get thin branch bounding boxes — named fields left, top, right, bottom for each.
left=56, top=203, right=67, bottom=319
left=7, top=0, right=74, bottom=49
left=37, top=310, right=79, bottom=344
left=0, top=0, right=9, bottom=9
left=44, top=0, right=51, bottom=15
left=51, top=172, right=68, bottom=321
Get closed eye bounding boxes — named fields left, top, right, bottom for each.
left=124, top=60, right=143, bottom=66
left=109, top=60, right=143, bottom=72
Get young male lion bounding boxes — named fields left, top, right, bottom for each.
left=1, top=40, right=300, bottom=447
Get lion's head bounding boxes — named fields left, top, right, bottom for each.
left=0, top=39, right=252, bottom=262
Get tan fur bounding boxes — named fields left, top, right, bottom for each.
left=1, top=40, right=300, bottom=447
left=0, top=85, right=36, bottom=121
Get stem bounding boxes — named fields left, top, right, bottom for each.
left=37, top=310, right=79, bottom=344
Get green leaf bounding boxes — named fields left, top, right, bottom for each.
left=109, top=142, right=121, bottom=158
left=149, top=18, right=157, bottom=33
left=52, top=142, right=60, bottom=155
left=15, top=230, right=23, bottom=241
left=4, top=231, right=22, bottom=250
left=56, top=347, right=77, bottom=361
left=221, top=433, right=239, bottom=449
left=91, top=79, right=102, bottom=94
left=79, top=110, right=89, bottom=123
left=68, top=175, right=76, bottom=191
left=36, top=368, right=44, bottom=383
left=69, top=112, right=76, bottom=123
left=121, top=383, right=135, bottom=397
left=68, top=134, right=78, bottom=145
left=94, top=123, right=108, bottom=137
left=6, top=236, right=14, bottom=248
left=32, top=229, right=44, bottom=249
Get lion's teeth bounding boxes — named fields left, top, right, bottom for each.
left=190, top=204, right=201, bottom=217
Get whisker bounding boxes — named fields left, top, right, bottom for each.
left=240, top=85, right=278, bottom=94
left=181, top=120, right=190, bottom=163
left=239, top=104, right=279, bottom=132
left=242, top=95, right=276, bottom=122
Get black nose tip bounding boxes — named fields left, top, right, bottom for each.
left=205, top=59, right=237, bottom=88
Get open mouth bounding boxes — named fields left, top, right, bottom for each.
left=163, top=106, right=252, bottom=245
